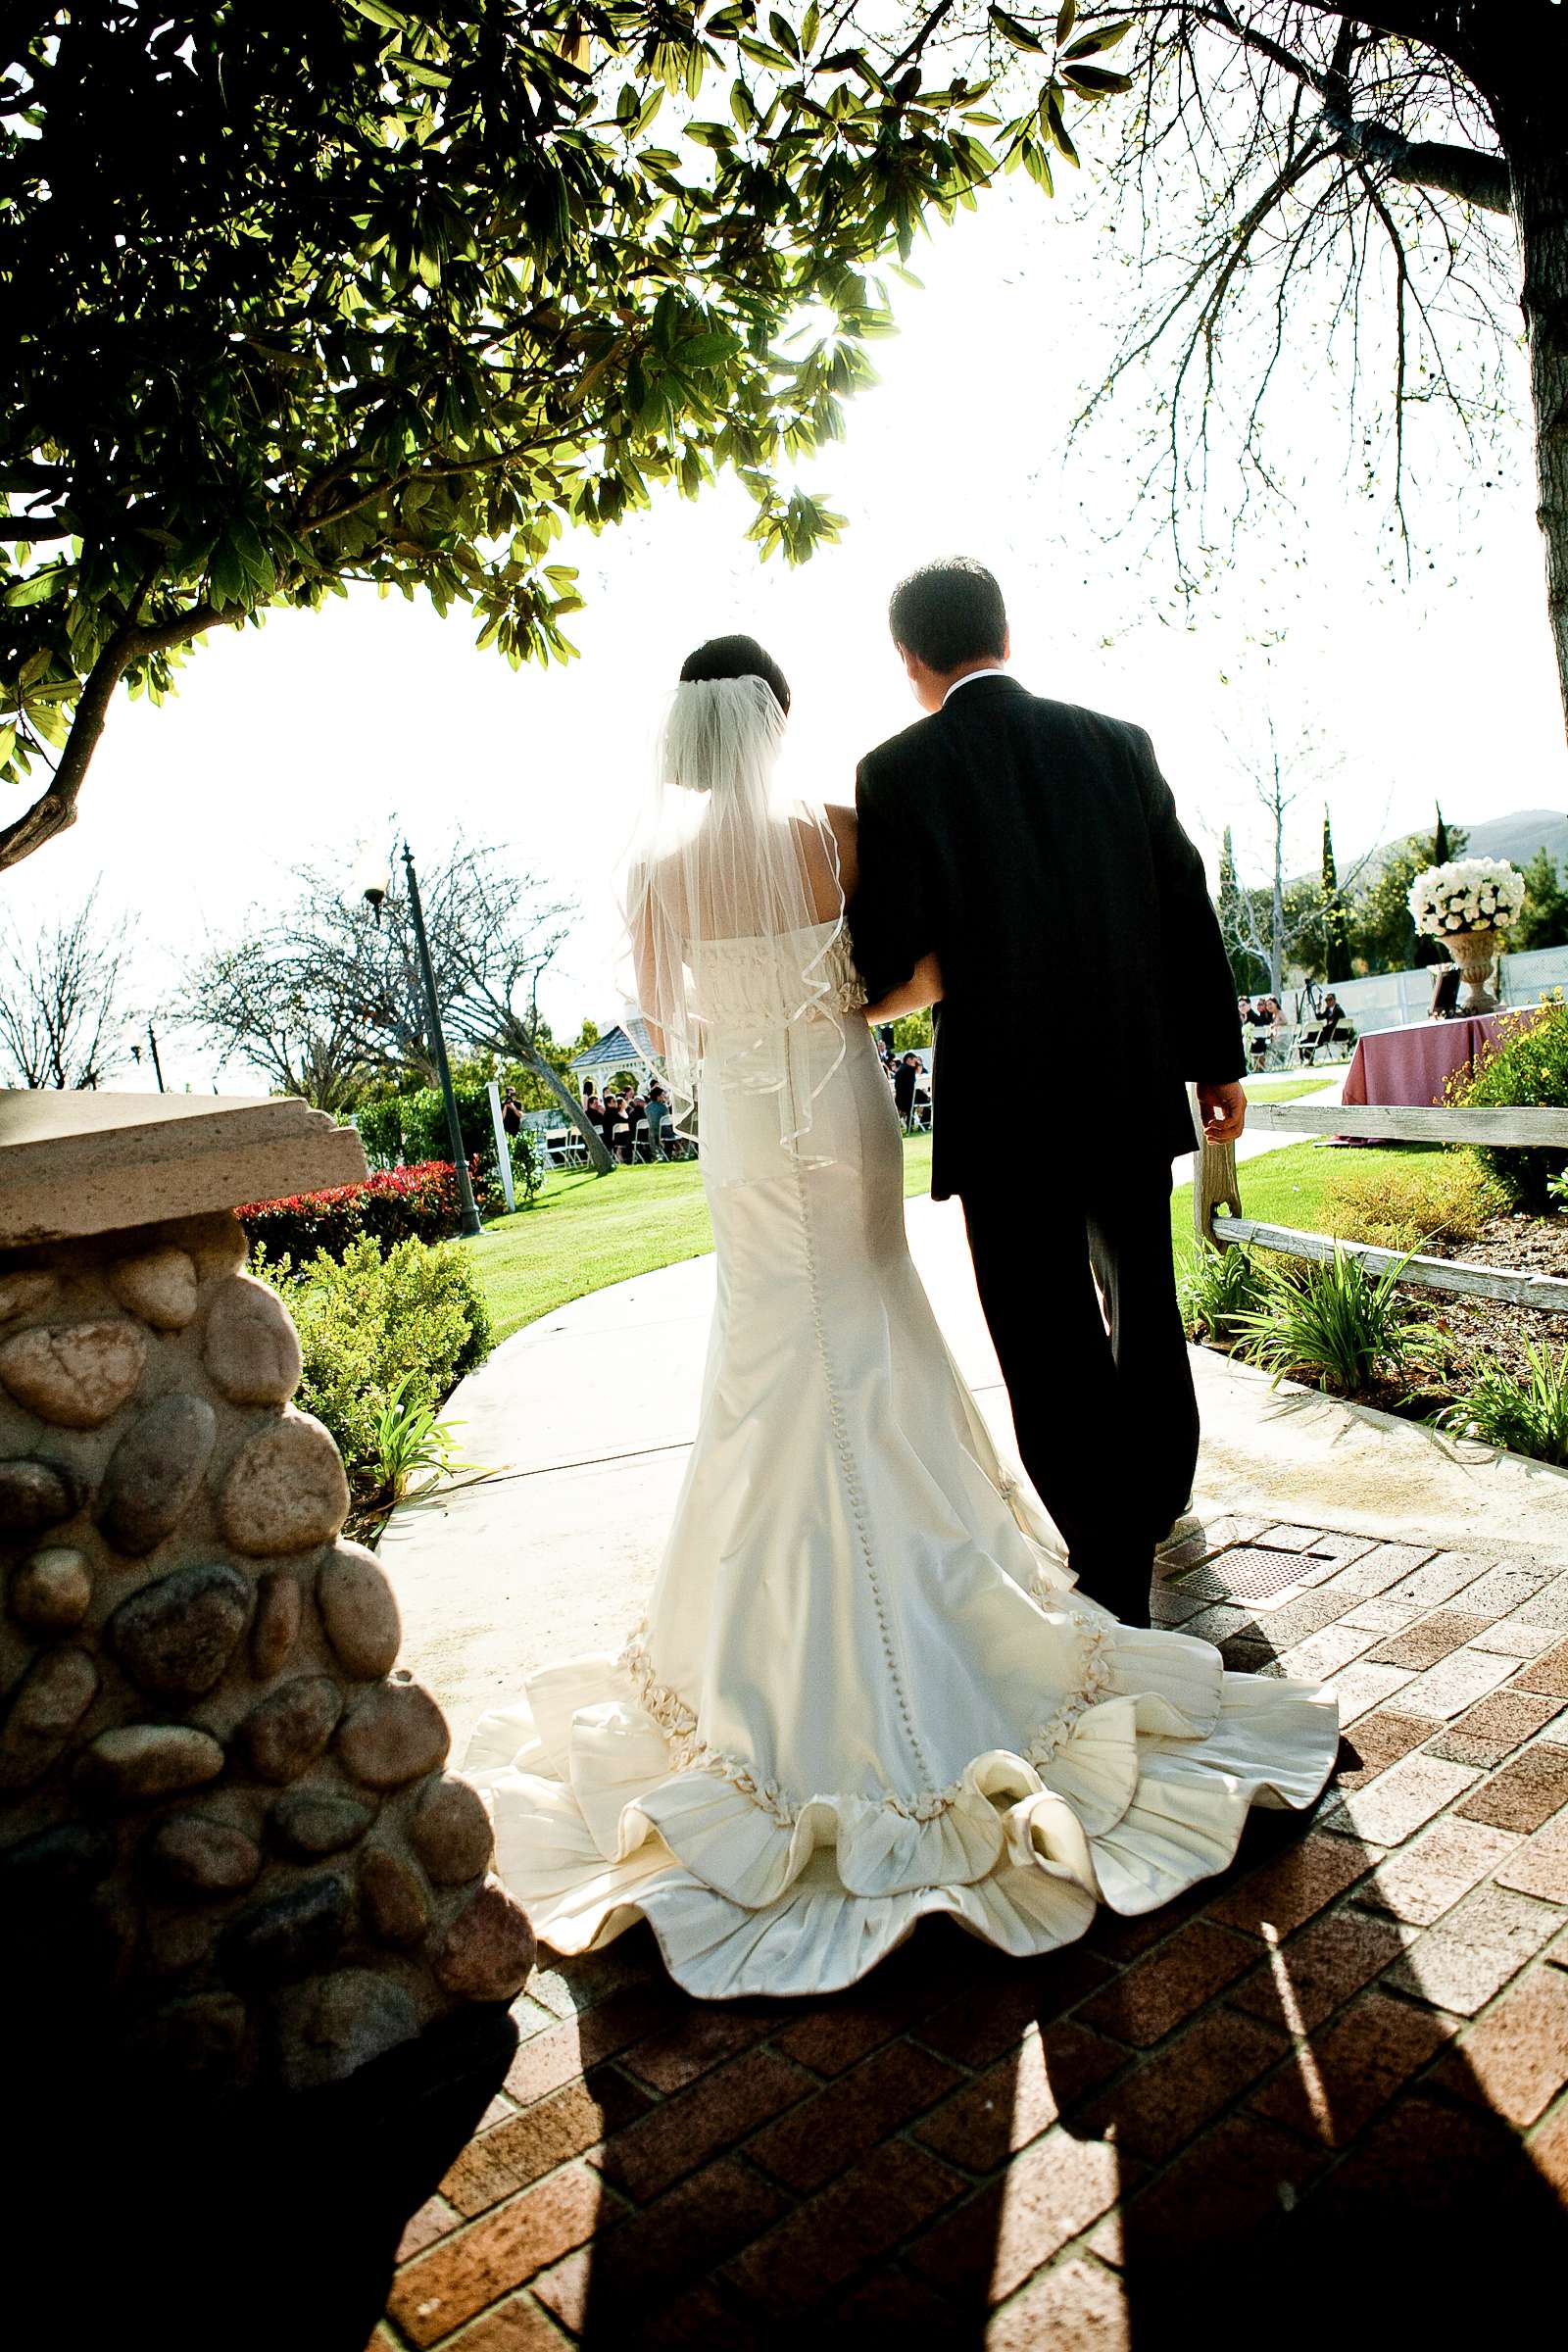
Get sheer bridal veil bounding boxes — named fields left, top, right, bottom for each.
left=620, top=667, right=850, bottom=1155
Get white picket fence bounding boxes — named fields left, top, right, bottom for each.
left=1320, top=945, right=1568, bottom=1038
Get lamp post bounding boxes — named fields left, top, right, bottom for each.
left=358, top=843, right=482, bottom=1240
left=127, top=1022, right=166, bottom=1093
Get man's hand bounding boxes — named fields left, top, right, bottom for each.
left=1197, top=1080, right=1247, bottom=1145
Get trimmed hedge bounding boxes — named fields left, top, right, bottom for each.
left=236, top=1156, right=505, bottom=1260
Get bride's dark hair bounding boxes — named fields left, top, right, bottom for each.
left=679, top=633, right=791, bottom=715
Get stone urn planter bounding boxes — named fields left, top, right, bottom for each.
left=1446, top=925, right=1501, bottom=1014
left=0, top=1088, right=534, bottom=2095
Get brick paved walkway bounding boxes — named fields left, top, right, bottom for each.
left=372, top=1519, right=1568, bottom=2348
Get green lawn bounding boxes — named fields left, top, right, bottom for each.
left=471, top=1123, right=1413, bottom=1347
left=1170, top=1140, right=1450, bottom=1269
left=1242, top=1071, right=1348, bottom=1102
left=467, top=1133, right=935, bottom=1344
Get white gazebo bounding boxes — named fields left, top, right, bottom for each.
left=567, top=1019, right=661, bottom=1093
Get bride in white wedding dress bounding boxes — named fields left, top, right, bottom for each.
left=466, top=640, right=1339, bottom=2000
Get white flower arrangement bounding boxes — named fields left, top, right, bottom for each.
left=1407, top=856, right=1527, bottom=940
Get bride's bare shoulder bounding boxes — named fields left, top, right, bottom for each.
left=785, top=806, right=858, bottom=912
left=821, top=803, right=858, bottom=898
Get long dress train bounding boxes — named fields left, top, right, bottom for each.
left=466, top=924, right=1339, bottom=2000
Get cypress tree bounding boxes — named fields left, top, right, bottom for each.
left=1218, top=826, right=1248, bottom=994
left=1321, top=808, right=1352, bottom=983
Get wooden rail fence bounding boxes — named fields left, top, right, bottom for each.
left=1193, top=1097, right=1568, bottom=1317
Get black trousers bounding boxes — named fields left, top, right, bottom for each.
left=959, top=1157, right=1198, bottom=1627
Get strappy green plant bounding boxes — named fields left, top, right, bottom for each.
left=1178, top=1244, right=1270, bottom=1345
left=1230, top=1249, right=1448, bottom=1399
left=1441, top=1346, right=1568, bottom=1469
left=367, top=1373, right=478, bottom=1510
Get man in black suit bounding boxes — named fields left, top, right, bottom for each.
left=850, top=558, right=1247, bottom=1626
left=893, top=1052, right=922, bottom=1129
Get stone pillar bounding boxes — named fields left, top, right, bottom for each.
left=0, top=1090, right=533, bottom=2091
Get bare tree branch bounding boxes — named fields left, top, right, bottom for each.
left=1058, top=2, right=1518, bottom=597
left=178, top=841, right=614, bottom=1167
left=0, top=882, right=130, bottom=1088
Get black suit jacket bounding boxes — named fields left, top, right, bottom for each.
left=849, top=675, right=1244, bottom=1200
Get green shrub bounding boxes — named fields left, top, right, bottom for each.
left=348, top=1089, right=542, bottom=1208
left=1179, top=1244, right=1270, bottom=1344
left=1449, top=1000, right=1568, bottom=1212
left=1231, top=1249, right=1447, bottom=1398
left=255, top=1235, right=493, bottom=1517
left=397, top=1083, right=495, bottom=1164
left=353, top=1097, right=405, bottom=1170
left=1441, top=1345, right=1568, bottom=1469
left=1319, top=1148, right=1495, bottom=1254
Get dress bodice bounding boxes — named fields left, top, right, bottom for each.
left=688, top=919, right=866, bottom=1033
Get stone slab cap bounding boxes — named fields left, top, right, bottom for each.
left=0, top=1091, right=368, bottom=1247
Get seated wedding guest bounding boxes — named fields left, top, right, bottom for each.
left=645, top=1083, right=672, bottom=1159
left=1247, top=1002, right=1270, bottom=1069
left=621, top=1089, right=648, bottom=1161
left=594, top=1090, right=620, bottom=1158
left=893, top=1052, right=922, bottom=1130
left=1429, top=964, right=1460, bottom=1020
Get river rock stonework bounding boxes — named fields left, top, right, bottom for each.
left=0, top=1197, right=534, bottom=2090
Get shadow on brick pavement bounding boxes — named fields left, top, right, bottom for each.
left=529, top=1844, right=1567, bottom=2350
left=373, top=1525, right=1568, bottom=2350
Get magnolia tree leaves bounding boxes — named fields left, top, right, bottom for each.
left=0, top=0, right=1119, bottom=867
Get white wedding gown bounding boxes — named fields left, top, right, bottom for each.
left=467, top=922, right=1340, bottom=1999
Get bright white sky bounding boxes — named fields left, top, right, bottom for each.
left=13, top=172, right=1566, bottom=1092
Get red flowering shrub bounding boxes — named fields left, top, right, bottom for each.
left=237, top=1157, right=503, bottom=1260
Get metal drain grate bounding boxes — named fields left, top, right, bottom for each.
left=1194, top=1544, right=1331, bottom=1601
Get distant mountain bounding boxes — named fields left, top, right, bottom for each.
left=1303, top=808, right=1568, bottom=888
left=1456, top=808, right=1568, bottom=872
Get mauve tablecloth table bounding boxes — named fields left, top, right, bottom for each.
left=1341, top=1011, right=1511, bottom=1108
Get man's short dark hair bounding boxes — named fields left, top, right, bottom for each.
left=888, top=558, right=1007, bottom=672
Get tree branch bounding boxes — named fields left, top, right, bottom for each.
left=1200, top=3, right=1509, bottom=213
left=1347, top=125, right=1509, bottom=215
left=0, top=603, right=221, bottom=871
